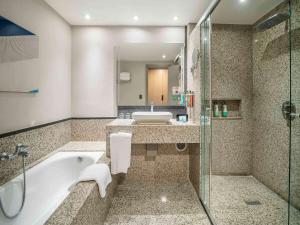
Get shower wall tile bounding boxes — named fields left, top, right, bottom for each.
left=0, top=120, right=71, bottom=185
left=290, top=0, right=300, bottom=210
left=211, top=24, right=253, bottom=175
left=189, top=144, right=200, bottom=196
left=71, top=119, right=114, bottom=141
left=252, top=5, right=290, bottom=202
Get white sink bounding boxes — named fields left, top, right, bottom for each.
left=132, top=112, right=173, bottom=124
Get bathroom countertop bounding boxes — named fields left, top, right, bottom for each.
left=105, top=119, right=200, bottom=157
left=107, top=119, right=199, bottom=127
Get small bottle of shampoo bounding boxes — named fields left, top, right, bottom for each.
left=222, top=104, right=228, bottom=117
left=214, top=104, right=219, bottom=117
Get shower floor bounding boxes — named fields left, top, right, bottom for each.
left=104, top=181, right=210, bottom=225
left=210, top=175, right=300, bottom=225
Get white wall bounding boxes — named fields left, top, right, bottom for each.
left=0, top=0, right=72, bottom=134
left=71, top=26, right=185, bottom=117
left=119, top=61, right=147, bottom=106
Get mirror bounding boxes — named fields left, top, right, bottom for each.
left=116, top=43, right=185, bottom=106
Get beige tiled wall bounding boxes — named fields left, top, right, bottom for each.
left=252, top=2, right=299, bottom=205
left=211, top=24, right=253, bottom=175
left=0, top=120, right=71, bottom=185
left=71, top=119, right=115, bottom=141
left=0, top=118, right=114, bottom=186
left=124, top=144, right=190, bottom=185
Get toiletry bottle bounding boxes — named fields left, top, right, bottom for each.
left=214, top=104, right=219, bottom=117
left=222, top=104, right=228, bottom=117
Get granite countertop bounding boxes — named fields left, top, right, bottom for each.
left=105, top=119, right=200, bottom=156
left=107, top=119, right=199, bottom=127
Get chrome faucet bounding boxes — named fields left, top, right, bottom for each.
left=0, top=143, right=29, bottom=161
left=150, top=102, right=154, bottom=112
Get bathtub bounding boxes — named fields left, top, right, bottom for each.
left=0, top=151, right=104, bottom=225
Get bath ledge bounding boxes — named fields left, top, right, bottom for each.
left=0, top=141, right=107, bottom=187
left=46, top=152, right=114, bottom=225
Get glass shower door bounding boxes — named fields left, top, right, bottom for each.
left=289, top=1, right=300, bottom=224
left=200, top=15, right=212, bottom=209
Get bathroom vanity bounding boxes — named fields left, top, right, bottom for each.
left=105, top=119, right=200, bottom=157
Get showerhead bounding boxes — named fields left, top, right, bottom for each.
left=255, top=13, right=290, bottom=32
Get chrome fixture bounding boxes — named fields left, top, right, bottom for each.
left=0, top=143, right=29, bottom=219
left=255, top=13, right=290, bottom=32
left=0, top=143, right=29, bottom=161
left=150, top=102, right=154, bottom=112
left=282, top=101, right=299, bottom=127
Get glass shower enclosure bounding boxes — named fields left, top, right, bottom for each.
left=198, top=0, right=300, bottom=224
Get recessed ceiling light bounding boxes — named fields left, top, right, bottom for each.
left=162, top=54, right=166, bottom=59
left=133, top=16, right=139, bottom=21
left=239, top=0, right=246, bottom=3
left=85, top=14, right=91, bottom=20
left=173, top=16, right=178, bottom=21
left=161, top=196, right=167, bottom=203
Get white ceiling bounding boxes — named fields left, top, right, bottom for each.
left=44, top=0, right=211, bottom=26
left=44, top=0, right=285, bottom=26
left=119, top=43, right=183, bottom=61
left=212, top=0, right=284, bottom=25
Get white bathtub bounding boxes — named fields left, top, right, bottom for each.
left=0, top=151, right=104, bottom=225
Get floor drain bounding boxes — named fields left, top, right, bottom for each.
left=244, top=200, right=262, bottom=206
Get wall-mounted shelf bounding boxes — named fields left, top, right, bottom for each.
left=212, top=99, right=242, bottom=119
left=212, top=117, right=243, bottom=120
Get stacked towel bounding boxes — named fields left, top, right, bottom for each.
left=78, top=164, right=112, bottom=198
left=110, top=132, right=132, bottom=174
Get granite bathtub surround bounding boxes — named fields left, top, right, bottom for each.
left=46, top=149, right=120, bottom=225
left=71, top=119, right=115, bottom=141
left=0, top=120, right=71, bottom=186
left=0, top=118, right=114, bottom=186
left=211, top=24, right=253, bottom=175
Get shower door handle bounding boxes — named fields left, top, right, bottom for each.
left=282, top=101, right=298, bottom=126
left=290, top=113, right=300, bottom=118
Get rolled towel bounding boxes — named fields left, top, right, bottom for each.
left=77, top=164, right=112, bottom=198
left=110, top=132, right=132, bottom=174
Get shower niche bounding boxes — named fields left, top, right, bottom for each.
left=212, top=99, right=242, bottom=120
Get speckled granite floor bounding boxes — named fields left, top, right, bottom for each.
left=104, top=182, right=211, bottom=225
left=210, top=176, right=300, bottom=225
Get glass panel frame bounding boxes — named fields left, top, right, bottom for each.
left=200, top=15, right=212, bottom=209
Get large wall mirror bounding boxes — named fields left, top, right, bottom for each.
left=116, top=43, right=185, bottom=106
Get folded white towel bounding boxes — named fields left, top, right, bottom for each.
left=110, top=132, right=132, bottom=174
left=77, top=164, right=112, bottom=198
